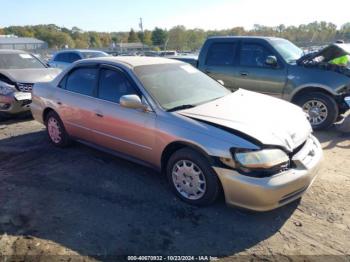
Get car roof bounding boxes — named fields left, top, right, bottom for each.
left=207, top=36, right=284, bottom=41
left=79, top=56, right=182, bottom=68
left=54, top=49, right=106, bottom=54
left=0, top=49, right=29, bottom=54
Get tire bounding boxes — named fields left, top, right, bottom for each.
left=45, top=111, right=71, bottom=148
left=0, top=112, right=12, bottom=122
left=166, top=148, right=220, bottom=206
left=295, top=92, right=338, bottom=130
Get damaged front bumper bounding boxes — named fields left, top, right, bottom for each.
left=0, top=91, right=32, bottom=114
left=214, top=135, right=323, bottom=211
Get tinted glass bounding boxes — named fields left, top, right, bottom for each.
left=54, top=53, right=67, bottom=62
left=240, top=43, right=274, bottom=67
left=66, top=67, right=97, bottom=96
left=0, top=53, right=46, bottom=69
left=67, top=53, right=81, bottom=63
left=206, top=43, right=236, bottom=66
left=98, top=69, right=137, bottom=103
left=134, top=64, right=230, bottom=111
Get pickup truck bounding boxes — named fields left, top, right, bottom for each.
left=195, top=36, right=350, bottom=130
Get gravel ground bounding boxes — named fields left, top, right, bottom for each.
left=0, top=118, right=349, bottom=262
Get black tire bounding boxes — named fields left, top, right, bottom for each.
left=0, top=112, right=12, bottom=122
left=45, top=111, right=71, bottom=148
left=166, top=148, right=220, bottom=206
left=295, top=92, right=338, bottom=130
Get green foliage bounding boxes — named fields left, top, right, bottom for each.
left=151, top=27, right=168, bottom=47
left=128, top=28, right=139, bottom=43
left=2, top=21, right=350, bottom=51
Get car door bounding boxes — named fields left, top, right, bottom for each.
left=54, top=65, right=99, bottom=142
left=200, top=41, right=240, bottom=91
left=235, top=41, right=287, bottom=97
left=91, top=65, right=156, bottom=164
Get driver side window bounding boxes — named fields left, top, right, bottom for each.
left=97, top=68, right=138, bottom=103
left=240, top=43, right=274, bottom=68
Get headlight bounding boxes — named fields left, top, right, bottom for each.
left=0, top=81, right=16, bottom=95
left=219, top=148, right=290, bottom=177
left=235, top=149, right=289, bottom=170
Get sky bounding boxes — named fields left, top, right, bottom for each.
left=0, top=0, right=349, bottom=32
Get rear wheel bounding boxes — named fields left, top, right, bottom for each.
left=166, top=148, right=220, bottom=206
left=295, top=92, right=338, bottom=130
left=45, top=111, right=71, bottom=147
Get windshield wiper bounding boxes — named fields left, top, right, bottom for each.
left=167, top=104, right=196, bottom=112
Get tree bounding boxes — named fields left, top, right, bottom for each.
left=168, top=25, right=187, bottom=50
left=143, top=30, right=153, bottom=46
left=151, top=27, right=167, bottom=47
left=128, top=28, right=139, bottom=43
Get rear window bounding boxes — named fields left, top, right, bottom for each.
left=0, top=53, right=46, bottom=69
left=66, top=67, right=98, bottom=96
left=206, top=43, right=237, bottom=66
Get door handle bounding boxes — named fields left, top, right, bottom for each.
left=240, top=71, right=249, bottom=76
left=95, top=113, right=104, bottom=118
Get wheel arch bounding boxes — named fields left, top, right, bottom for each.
left=42, top=107, right=56, bottom=122
left=160, top=141, right=215, bottom=174
left=291, top=86, right=336, bottom=103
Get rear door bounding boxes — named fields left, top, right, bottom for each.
left=54, top=65, right=99, bottom=141
left=200, top=41, right=240, bottom=91
left=91, top=65, right=157, bottom=164
left=235, top=40, right=287, bottom=97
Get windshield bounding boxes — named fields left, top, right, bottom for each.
left=81, top=51, right=109, bottom=59
left=0, top=53, right=46, bottom=69
left=270, top=39, right=303, bottom=63
left=134, top=63, right=231, bottom=111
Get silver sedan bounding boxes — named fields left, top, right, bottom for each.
left=31, top=57, right=323, bottom=211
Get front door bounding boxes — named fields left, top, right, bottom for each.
left=235, top=41, right=287, bottom=97
left=91, top=66, right=156, bottom=164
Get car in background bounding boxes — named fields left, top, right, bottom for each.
left=31, top=56, right=322, bottom=211
left=168, top=55, right=198, bottom=67
left=0, top=50, right=61, bottom=119
left=196, top=37, right=350, bottom=130
left=48, top=49, right=109, bottom=69
left=159, top=51, right=177, bottom=57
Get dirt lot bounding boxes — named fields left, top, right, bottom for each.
left=0, top=118, right=349, bottom=261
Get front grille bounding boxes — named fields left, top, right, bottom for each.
left=17, top=83, right=34, bottom=92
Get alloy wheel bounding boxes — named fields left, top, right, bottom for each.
left=302, top=100, right=328, bottom=126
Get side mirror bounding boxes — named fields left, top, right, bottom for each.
left=120, top=95, right=148, bottom=110
left=217, top=80, right=225, bottom=86
left=265, top=56, right=278, bottom=67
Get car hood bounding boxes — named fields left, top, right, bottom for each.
left=0, top=68, right=61, bottom=83
left=298, top=43, right=350, bottom=64
left=178, top=89, right=312, bottom=152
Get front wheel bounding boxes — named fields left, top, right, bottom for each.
left=295, top=92, right=338, bottom=130
left=166, top=148, right=220, bottom=206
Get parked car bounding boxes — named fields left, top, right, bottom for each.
left=48, top=49, right=109, bottom=69
left=0, top=50, right=61, bottom=119
left=168, top=55, right=198, bottom=67
left=195, top=37, right=350, bottom=130
left=31, top=57, right=323, bottom=211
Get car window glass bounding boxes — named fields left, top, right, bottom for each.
left=66, top=67, right=97, bottom=96
left=206, top=43, right=236, bottom=66
left=67, top=53, right=81, bottom=63
left=98, top=68, right=138, bottom=103
left=54, top=53, right=66, bottom=62
left=240, top=43, right=274, bottom=67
